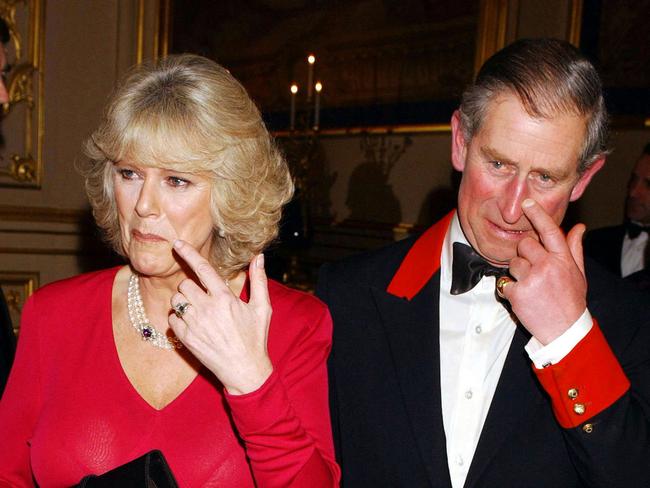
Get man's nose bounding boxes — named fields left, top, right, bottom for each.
left=499, top=178, right=529, bottom=224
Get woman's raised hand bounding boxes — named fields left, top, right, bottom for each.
left=169, top=240, right=273, bottom=395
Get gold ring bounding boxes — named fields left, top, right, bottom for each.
left=496, top=276, right=513, bottom=299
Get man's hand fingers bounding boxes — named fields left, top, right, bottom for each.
left=521, top=198, right=568, bottom=254
left=498, top=276, right=517, bottom=301
left=566, top=223, right=587, bottom=276
left=173, top=239, right=229, bottom=295
left=508, top=256, right=531, bottom=282
left=516, top=236, right=547, bottom=264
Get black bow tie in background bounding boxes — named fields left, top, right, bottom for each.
left=450, top=242, right=509, bottom=295
left=626, top=221, right=649, bottom=239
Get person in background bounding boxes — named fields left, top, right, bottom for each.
left=0, top=16, right=16, bottom=398
left=584, top=143, right=650, bottom=280
left=0, top=54, right=339, bottom=487
left=318, top=38, right=650, bottom=487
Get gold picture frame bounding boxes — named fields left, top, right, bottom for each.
left=0, top=0, right=45, bottom=188
left=0, top=270, right=38, bottom=335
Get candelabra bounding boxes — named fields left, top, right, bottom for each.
left=274, top=54, right=331, bottom=290
left=289, top=54, right=323, bottom=132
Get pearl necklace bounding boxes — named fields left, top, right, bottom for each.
left=127, top=273, right=183, bottom=350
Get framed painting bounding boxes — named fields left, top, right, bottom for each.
left=580, top=0, right=650, bottom=126
left=169, top=0, right=480, bottom=132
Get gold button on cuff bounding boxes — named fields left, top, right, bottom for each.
left=583, top=423, right=593, bottom=434
left=573, top=403, right=586, bottom=415
left=567, top=388, right=579, bottom=399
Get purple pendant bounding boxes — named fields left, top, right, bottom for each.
left=142, top=326, right=153, bottom=338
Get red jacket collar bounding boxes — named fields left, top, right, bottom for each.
left=386, top=211, right=454, bottom=300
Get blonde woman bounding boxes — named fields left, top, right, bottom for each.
left=0, top=54, right=340, bottom=487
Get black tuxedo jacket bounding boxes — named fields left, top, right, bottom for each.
left=583, top=225, right=626, bottom=276
left=317, top=219, right=650, bottom=487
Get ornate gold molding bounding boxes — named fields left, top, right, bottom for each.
left=0, top=270, right=38, bottom=334
left=567, top=0, right=583, bottom=47
left=136, top=0, right=145, bottom=64
left=136, top=0, right=170, bottom=64
left=158, top=0, right=170, bottom=58
left=0, top=0, right=44, bottom=188
left=273, top=123, right=451, bottom=138
left=474, top=0, right=509, bottom=76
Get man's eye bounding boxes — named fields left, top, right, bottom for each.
left=538, top=173, right=555, bottom=184
left=491, top=160, right=503, bottom=169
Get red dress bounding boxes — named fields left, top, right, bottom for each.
left=0, top=268, right=340, bottom=487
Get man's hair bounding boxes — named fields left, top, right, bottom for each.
left=459, top=38, right=609, bottom=173
left=0, top=18, right=8, bottom=44
left=643, top=142, right=650, bottom=156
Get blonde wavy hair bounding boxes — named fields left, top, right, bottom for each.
left=80, top=54, right=294, bottom=277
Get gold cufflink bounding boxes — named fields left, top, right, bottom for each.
left=568, top=388, right=579, bottom=399
left=573, top=403, right=586, bottom=415
left=582, top=423, right=593, bottom=433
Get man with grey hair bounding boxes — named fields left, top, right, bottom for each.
left=318, top=38, right=650, bottom=487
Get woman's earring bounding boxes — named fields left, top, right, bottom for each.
left=218, top=228, right=226, bottom=238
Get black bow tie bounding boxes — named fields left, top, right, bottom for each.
left=627, top=221, right=649, bottom=239
left=450, top=242, right=509, bottom=295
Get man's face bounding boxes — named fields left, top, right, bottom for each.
left=451, top=93, right=604, bottom=266
left=0, top=44, right=8, bottom=104
left=625, top=154, right=650, bottom=224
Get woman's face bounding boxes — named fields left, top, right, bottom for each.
left=113, top=160, right=214, bottom=278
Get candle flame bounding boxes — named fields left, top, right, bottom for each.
left=290, top=84, right=298, bottom=94
left=307, top=54, right=316, bottom=64
left=315, top=82, right=323, bottom=92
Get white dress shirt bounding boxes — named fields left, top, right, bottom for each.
left=439, top=213, right=592, bottom=488
left=621, top=228, right=648, bottom=277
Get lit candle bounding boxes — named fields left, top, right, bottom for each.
left=290, top=84, right=298, bottom=131
left=307, top=54, right=315, bottom=101
left=313, top=81, right=322, bottom=130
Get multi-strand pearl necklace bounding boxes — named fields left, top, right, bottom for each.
left=127, top=273, right=182, bottom=350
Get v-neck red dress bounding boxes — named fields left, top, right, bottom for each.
left=0, top=268, right=339, bottom=487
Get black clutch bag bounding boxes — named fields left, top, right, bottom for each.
left=75, top=450, right=179, bottom=488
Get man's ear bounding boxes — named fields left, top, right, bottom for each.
left=451, top=110, right=468, bottom=172
left=570, top=156, right=606, bottom=201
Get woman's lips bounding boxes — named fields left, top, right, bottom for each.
left=132, top=230, right=167, bottom=243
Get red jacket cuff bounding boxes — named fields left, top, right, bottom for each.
left=533, top=319, right=630, bottom=428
